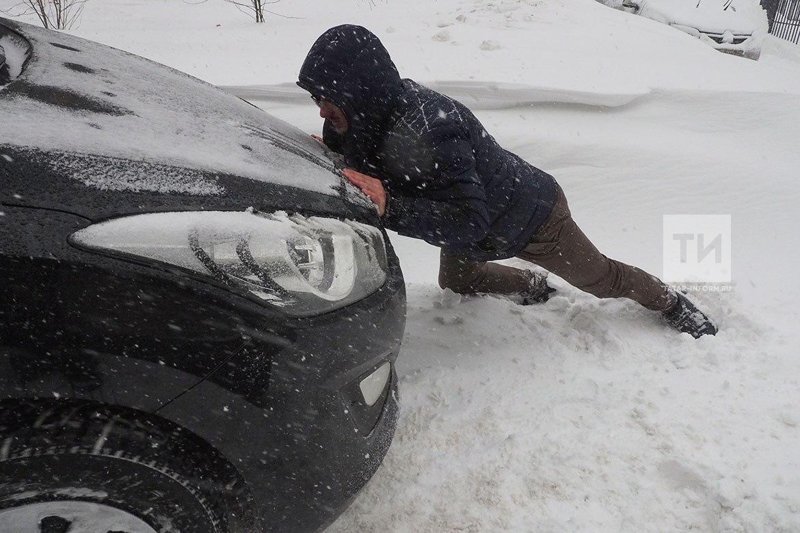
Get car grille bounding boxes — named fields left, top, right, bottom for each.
left=704, top=32, right=750, bottom=45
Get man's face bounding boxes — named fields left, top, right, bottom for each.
left=316, top=98, right=349, bottom=134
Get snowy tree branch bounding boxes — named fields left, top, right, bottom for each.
left=224, top=0, right=282, bottom=23
left=0, top=0, right=87, bottom=30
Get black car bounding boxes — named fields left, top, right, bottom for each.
left=0, top=18, right=405, bottom=533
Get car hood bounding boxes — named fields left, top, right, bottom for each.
left=0, top=18, right=373, bottom=221
left=638, top=0, right=767, bottom=35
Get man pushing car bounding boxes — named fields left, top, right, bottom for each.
left=297, top=25, right=717, bottom=339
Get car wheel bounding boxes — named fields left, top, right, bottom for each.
left=0, top=401, right=254, bottom=533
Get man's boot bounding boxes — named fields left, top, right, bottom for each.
left=662, top=292, right=718, bottom=338
left=520, top=271, right=557, bottom=305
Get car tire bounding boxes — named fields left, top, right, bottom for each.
left=0, top=401, right=255, bottom=533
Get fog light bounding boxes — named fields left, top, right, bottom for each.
left=359, top=362, right=391, bottom=406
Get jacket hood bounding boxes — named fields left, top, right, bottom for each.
left=297, top=25, right=403, bottom=167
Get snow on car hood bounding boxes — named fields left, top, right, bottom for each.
left=638, top=0, right=768, bottom=35
left=0, top=18, right=343, bottom=200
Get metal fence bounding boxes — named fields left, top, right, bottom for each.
left=768, top=0, right=800, bottom=43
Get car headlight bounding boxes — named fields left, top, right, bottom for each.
left=70, top=210, right=389, bottom=316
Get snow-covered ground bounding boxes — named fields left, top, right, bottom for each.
left=5, top=0, right=800, bottom=530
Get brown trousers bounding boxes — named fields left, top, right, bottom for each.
left=438, top=185, right=675, bottom=312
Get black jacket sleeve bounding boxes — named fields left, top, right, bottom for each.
left=383, top=129, right=490, bottom=247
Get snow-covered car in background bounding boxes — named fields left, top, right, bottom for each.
left=620, top=0, right=769, bottom=59
left=0, top=17, right=405, bottom=533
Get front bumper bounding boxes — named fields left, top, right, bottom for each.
left=0, top=203, right=405, bottom=532
left=157, top=256, right=406, bottom=533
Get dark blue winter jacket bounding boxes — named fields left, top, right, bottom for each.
left=298, top=25, right=558, bottom=261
